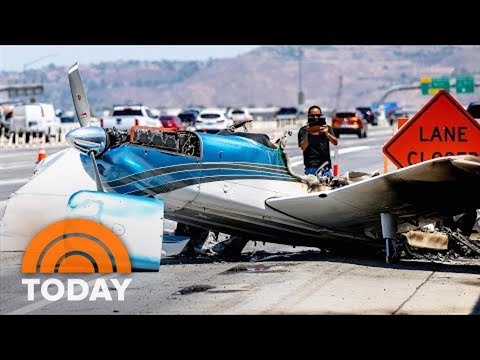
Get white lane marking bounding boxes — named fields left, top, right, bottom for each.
left=0, top=162, right=36, bottom=170
left=289, top=146, right=370, bottom=167
left=285, top=136, right=389, bottom=150
left=0, top=147, right=67, bottom=159
left=0, top=177, right=30, bottom=186
left=366, top=129, right=396, bottom=137
left=8, top=273, right=122, bottom=315
left=334, top=145, right=370, bottom=156
left=284, top=129, right=394, bottom=148
left=0, top=152, right=38, bottom=159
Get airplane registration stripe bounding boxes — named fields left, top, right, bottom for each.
left=106, top=160, right=289, bottom=185
left=106, top=162, right=290, bottom=188
left=110, top=167, right=294, bottom=191
left=106, top=163, right=197, bottom=187
left=110, top=168, right=295, bottom=193
left=125, top=174, right=300, bottom=196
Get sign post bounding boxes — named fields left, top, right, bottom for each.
left=382, top=90, right=480, bottom=168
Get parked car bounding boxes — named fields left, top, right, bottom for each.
left=332, top=111, right=368, bottom=138
left=159, top=115, right=186, bottom=130
left=194, top=108, right=233, bottom=133
left=275, top=107, right=300, bottom=121
left=59, top=114, right=79, bottom=133
left=467, top=101, right=480, bottom=120
left=226, top=108, right=254, bottom=124
left=10, top=103, right=60, bottom=137
left=178, top=109, right=200, bottom=127
left=355, top=106, right=377, bottom=125
left=0, top=107, right=13, bottom=134
left=388, top=106, right=418, bottom=126
left=101, top=105, right=160, bottom=130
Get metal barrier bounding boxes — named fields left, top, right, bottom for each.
left=0, top=128, right=67, bottom=148
left=0, top=120, right=305, bottom=149
left=251, top=117, right=305, bottom=132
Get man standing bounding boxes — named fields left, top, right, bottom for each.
left=298, top=105, right=338, bottom=178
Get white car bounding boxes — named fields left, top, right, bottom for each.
left=226, top=108, right=254, bottom=125
left=58, top=115, right=99, bottom=134
left=101, top=105, right=160, bottom=130
left=10, top=103, right=60, bottom=136
left=195, top=108, right=234, bottom=133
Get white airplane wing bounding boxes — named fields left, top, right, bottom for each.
left=266, top=155, right=480, bottom=234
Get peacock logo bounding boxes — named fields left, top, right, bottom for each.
left=22, top=218, right=131, bottom=273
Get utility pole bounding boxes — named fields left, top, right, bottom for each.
left=23, top=54, right=58, bottom=73
left=335, top=75, right=343, bottom=110
left=23, top=53, right=58, bottom=87
left=297, top=46, right=304, bottom=107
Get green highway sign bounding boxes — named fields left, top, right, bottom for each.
left=420, top=77, right=450, bottom=95
left=420, top=78, right=430, bottom=95
left=455, top=76, right=474, bottom=94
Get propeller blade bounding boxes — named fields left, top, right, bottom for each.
left=89, top=152, right=105, bottom=192
left=68, top=63, right=91, bottom=127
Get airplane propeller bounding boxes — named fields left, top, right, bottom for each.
left=68, top=63, right=91, bottom=128
left=66, top=63, right=106, bottom=192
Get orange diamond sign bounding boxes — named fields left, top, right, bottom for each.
left=383, top=90, right=480, bottom=168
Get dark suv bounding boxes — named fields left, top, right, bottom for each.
left=178, top=109, right=200, bottom=127
left=355, top=106, right=377, bottom=125
left=275, top=107, right=299, bottom=121
left=467, top=101, right=480, bottom=120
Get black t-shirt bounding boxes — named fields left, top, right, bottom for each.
left=298, top=125, right=335, bottom=168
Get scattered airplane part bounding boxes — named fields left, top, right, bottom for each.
left=442, top=227, right=480, bottom=256
left=405, top=229, right=449, bottom=250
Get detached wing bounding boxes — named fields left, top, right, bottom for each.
left=266, top=156, right=480, bottom=234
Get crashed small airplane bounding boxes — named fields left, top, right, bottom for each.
left=1, top=64, right=479, bottom=269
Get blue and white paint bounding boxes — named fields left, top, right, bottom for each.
left=67, top=190, right=164, bottom=271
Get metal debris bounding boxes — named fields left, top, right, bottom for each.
left=173, top=285, right=215, bottom=295
left=222, top=264, right=287, bottom=274
left=402, top=226, right=480, bottom=262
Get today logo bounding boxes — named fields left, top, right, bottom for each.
left=22, top=218, right=132, bottom=302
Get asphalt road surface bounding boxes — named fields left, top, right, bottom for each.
left=1, top=126, right=479, bottom=314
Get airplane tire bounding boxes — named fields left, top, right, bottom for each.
left=212, top=236, right=249, bottom=258
left=176, top=223, right=210, bottom=257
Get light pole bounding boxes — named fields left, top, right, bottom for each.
left=297, top=46, right=304, bottom=107
left=22, top=53, right=58, bottom=102
left=23, top=53, right=59, bottom=73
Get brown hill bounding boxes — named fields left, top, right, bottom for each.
left=3, top=45, right=479, bottom=112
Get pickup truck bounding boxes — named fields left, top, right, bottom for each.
left=101, top=105, right=160, bottom=130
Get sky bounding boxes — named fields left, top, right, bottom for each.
left=0, top=45, right=260, bottom=72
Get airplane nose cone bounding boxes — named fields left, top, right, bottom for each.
left=66, top=126, right=108, bottom=155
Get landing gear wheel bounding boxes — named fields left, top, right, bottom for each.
left=212, top=236, right=249, bottom=259
left=385, top=238, right=402, bottom=264
left=176, top=223, right=210, bottom=257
